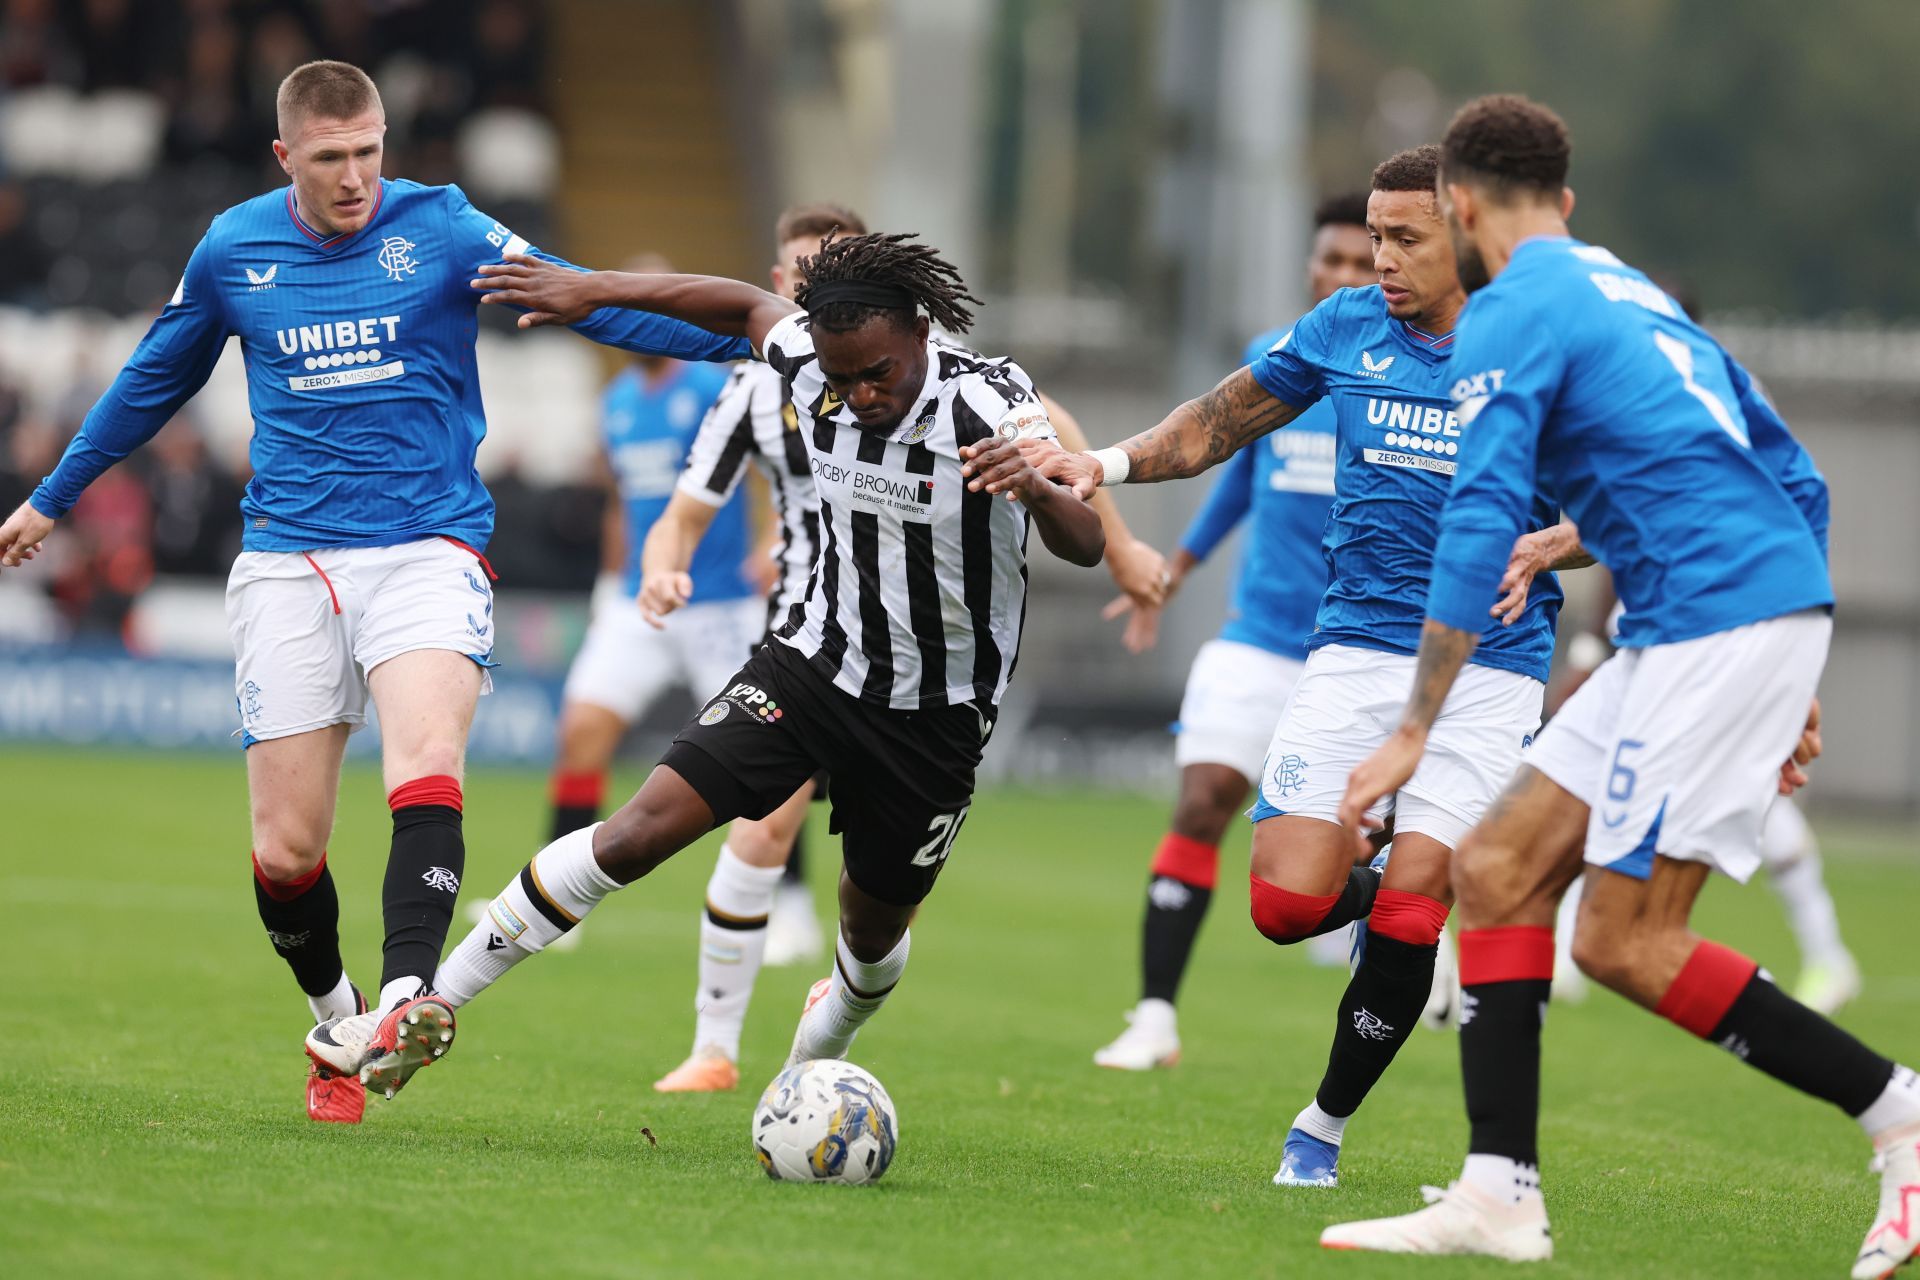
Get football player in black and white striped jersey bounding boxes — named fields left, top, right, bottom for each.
left=638, top=205, right=1170, bottom=1092
left=429, top=233, right=1103, bottom=1074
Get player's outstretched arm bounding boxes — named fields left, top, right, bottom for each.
left=637, top=491, right=721, bottom=629
left=1041, top=391, right=1167, bottom=609
left=1019, top=367, right=1304, bottom=499
left=1336, top=618, right=1482, bottom=856
left=958, top=437, right=1104, bottom=566
left=474, top=255, right=797, bottom=355
left=0, top=501, right=55, bottom=570
left=1490, top=517, right=1595, bottom=625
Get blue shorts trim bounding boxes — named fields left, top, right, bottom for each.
left=1601, top=797, right=1667, bottom=881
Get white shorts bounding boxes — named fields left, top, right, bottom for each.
left=225, top=537, right=497, bottom=745
left=1528, top=610, right=1831, bottom=885
left=562, top=580, right=763, bottom=722
left=1251, top=643, right=1545, bottom=848
left=1174, top=639, right=1307, bottom=779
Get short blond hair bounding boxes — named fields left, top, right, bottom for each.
left=276, top=60, right=382, bottom=139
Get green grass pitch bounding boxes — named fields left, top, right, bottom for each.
left=4, top=747, right=1915, bottom=1277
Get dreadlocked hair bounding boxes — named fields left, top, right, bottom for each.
left=795, top=232, right=980, bottom=335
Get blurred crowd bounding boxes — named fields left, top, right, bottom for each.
left=0, top=0, right=556, bottom=312
left=0, top=0, right=619, bottom=642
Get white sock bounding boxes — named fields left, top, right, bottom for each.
left=308, top=970, right=359, bottom=1024
left=1131, top=996, right=1177, bottom=1040
left=433, top=824, right=618, bottom=1008
left=691, top=845, right=783, bottom=1061
left=793, top=929, right=910, bottom=1061
left=1461, top=1153, right=1543, bottom=1207
left=377, top=976, right=425, bottom=1012
left=1763, top=806, right=1849, bottom=969
left=1292, top=1099, right=1348, bottom=1146
left=1859, top=1065, right=1920, bottom=1141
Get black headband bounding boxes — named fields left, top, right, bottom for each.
left=803, top=279, right=916, bottom=313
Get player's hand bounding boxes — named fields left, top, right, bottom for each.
left=1105, top=536, right=1169, bottom=611
left=958, top=436, right=1057, bottom=504
left=747, top=547, right=781, bottom=596
left=1779, top=697, right=1822, bottom=795
left=1009, top=439, right=1101, bottom=500
left=1336, top=727, right=1426, bottom=860
left=1102, top=595, right=1164, bottom=654
left=1490, top=527, right=1561, bottom=625
left=0, top=500, right=54, bottom=570
left=473, top=254, right=601, bottom=327
left=639, top=570, right=694, bottom=629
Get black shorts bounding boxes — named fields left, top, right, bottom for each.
left=661, top=641, right=992, bottom=906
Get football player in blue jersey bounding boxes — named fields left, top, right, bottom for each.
left=1018, top=145, right=1581, bottom=1190
left=0, top=61, right=748, bottom=1125
left=1091, top=192, right=1374, bottom=1073
left=1320, top=96, right=1920, bottom=1276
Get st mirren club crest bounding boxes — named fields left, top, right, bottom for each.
left=378, top=236, right=419, bottom=282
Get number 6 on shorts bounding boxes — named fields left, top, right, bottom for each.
left=910, top=807, right=972, bottom=868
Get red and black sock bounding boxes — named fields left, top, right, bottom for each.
left=382, top=775, right=465, bottom=997
left=1249, top=862, right=1382, bottom=945
left=252, top=852, right=344, bottom=998
left=1458, top=925, right=1554, bottom=1165
left=548, top=770, right=604, bottom=844
left=1140, top=833, right=1218, bottom=1004
left=1659, top=940, right=1895, bottom=1116
left=1314, top=890, right=1449, bottom=1118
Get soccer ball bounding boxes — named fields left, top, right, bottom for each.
left=752, top=1059, right=898, bottom=1185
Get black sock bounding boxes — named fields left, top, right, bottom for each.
left=1141, top=876, right=1213, bottom=1004
left=782, top=825, right=807, bottom=885
left=253, top=857, right=344, bottom=998
left=550, top=803, right=597, bottom=845
left=1308, top=863, right=1382, bottom=939
left=1315, top=933, right=1435, bottom=1117
left=382, top=803, right=466, bottom=997
left=1707, top=971, right=1895, bottom=1115
left=1461, top=977, right=1550, bottom=1164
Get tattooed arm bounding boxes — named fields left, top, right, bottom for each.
left=987, top=367, right=1307, bottom=500
left=1333, top=619, right=1483, bottom=856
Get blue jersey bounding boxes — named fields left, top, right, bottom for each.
left=1250, top=286, right=1562, bottom=681
left=1176, top=327, right=1335, bottom=660
left=31, top=179, right=750, bottom=553
left=602, top=362, right=754, bottom=603
left=1427, top=237, right=1831, bottom=649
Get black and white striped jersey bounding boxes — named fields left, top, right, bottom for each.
left=758, top=311, right=1057, bottom=711
left=675, top=360, right=819, bottom=622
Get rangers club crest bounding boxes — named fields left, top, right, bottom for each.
left=378, top=236, right=419, bottom=282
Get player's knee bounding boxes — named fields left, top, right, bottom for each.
left=595, top=794, right=692, bottom=882
left=1451, top=832, right=1518, bottom=918
left=840, top=911, right=908, bottom=964
left=725, top=819, right=788, bottom=867
left=1569, top=920, right=1632, bottom=990
left=1248, top=874, right=1336, bottom=945
left=1170, top=770, right=1245, bottom=845
left=252, top=839, right=325, bottom=884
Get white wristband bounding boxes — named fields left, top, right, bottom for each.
left=1089, top=447, right=1131, bottom=487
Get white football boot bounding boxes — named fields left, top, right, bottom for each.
left=305, top=1006, right=383, bottom=1079
left=1855, top=1122, right=1920, bottom=1279
left=1093, top=998, right=1181, bottom=1070
left=765, top=882, right=824, bottom=968
left=1797, top=952, right=1862, bottom=1018
left=1320, top=1180, right=1552, bottom=1261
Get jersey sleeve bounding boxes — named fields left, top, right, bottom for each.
left=31, top=229, right=232, bottom=519
left=1247, top=294, right=1336, bottom=409
left=758, top=311, right=812, bottom=378
left=964, top=358, right=1057, bottom=443
left=1178, top=441, right=1255, bottom=562
left=676, top=365, right=766, bottom=507
left=1725, top=354, right=1830, bottom=559
left=443, top=184, right=751, bottom=364
left=1425, top=293, right=1565, bottom=634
